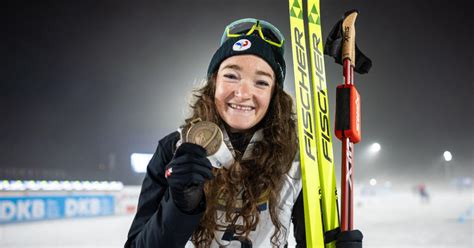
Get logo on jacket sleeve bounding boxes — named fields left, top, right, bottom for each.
left=165, top=167, right=173, bottom=178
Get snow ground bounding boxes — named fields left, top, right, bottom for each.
left=1, top=187, right=472, bottom=248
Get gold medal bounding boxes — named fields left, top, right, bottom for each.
left=185, top=119, right=222, bottom=156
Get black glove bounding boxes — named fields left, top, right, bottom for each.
left=336, top=229, right=363, bottom=248
left=165, top=143, right=213, bottom=213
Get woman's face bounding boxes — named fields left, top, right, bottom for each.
left=215, top=55, right=275, bottom=132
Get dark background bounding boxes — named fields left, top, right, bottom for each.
left=1, top=0, right=472, bottom=185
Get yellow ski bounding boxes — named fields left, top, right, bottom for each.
left=289, top=0, right=340, bottom=247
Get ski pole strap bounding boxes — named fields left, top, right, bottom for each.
left=323, top=11, right=372, bottom=74
left=324, top=227, right=341, bottom=243
left=335, top=85, right=361, bottom=143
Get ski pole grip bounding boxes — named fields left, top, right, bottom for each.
left=342, top=10, right=358, bottom=66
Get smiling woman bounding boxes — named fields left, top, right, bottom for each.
left=124, top=18, right=362, bottom=248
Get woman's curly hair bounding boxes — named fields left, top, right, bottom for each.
left=184, top=74, right=297, bottom=247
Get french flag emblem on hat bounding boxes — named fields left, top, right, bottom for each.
left=233, top=39, right=252, bottom=51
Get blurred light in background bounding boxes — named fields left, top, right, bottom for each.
left=369, top=142, right=381, bottom=154
left=443, top=151, right=452, bottom=162
left=131, top=153, right=153, bottom=173
left=370, top=178, right=377, bottom=186
left=0, top=180, right=123, bottom=191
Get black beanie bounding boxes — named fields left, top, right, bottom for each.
left=207, top=35, right=286, bottom=88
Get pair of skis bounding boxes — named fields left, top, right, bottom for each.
left=289, top=0, right=339, bottom=246
left=289, top=0, right=371, bottom=247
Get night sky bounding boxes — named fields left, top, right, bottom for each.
left=1, top=0, right=472, bottom=185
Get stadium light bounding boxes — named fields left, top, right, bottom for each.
left=369, top=178, right=377, bottom=186
left=369, top=142, right=381, bottom=154
left=443, top=151, right=452, bottom=162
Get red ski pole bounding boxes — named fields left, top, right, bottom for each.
left=335, top=11, right=360, bottom=232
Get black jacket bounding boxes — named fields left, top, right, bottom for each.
left=125, top=131, right=306, bottom=247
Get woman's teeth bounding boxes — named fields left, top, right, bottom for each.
left=229, top=103, right=254, bottom=111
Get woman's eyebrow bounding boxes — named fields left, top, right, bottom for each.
left=221, top=64, right=241, bottom=71
left=256, top=70, right=274, bottom=80
left=222, top=64, right=274, bottom=80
